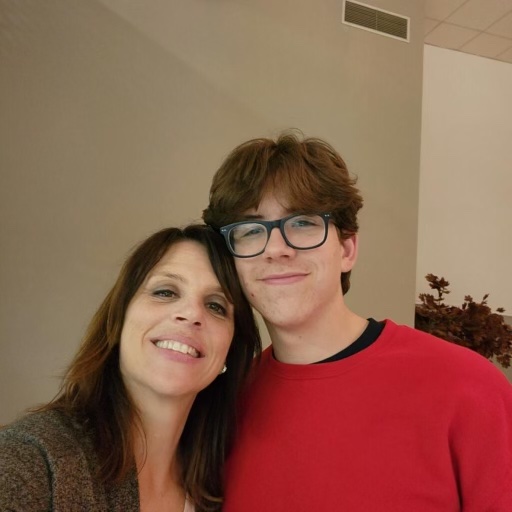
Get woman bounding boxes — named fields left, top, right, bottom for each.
left=0, top=225, right=261, bottom=511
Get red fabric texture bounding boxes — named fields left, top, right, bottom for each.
left=223, top=320, right=512, bottom=512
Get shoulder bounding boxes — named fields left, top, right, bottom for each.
left=381, top=319, right=504, bottom=371
left=1, top=409, right=87, bottom=454
left=1, top=409, right=71, bottom=444
left=382, top=321, right=512, bottom=509
left=0, top=410, right=69, bottom=510
left=379, top=319, right=512, bottom=403
left=0, top=410, right=98, bottom=511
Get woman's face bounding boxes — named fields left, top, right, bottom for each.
left=119, top=240, right=235, bottom=406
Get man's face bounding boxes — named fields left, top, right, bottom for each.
left=233, top=191, right=357, bottom=332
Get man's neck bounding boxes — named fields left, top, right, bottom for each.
left=266, top=308, right=368, bottom=364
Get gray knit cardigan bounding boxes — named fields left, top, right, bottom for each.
left=0, top=409, right=139, bottom=511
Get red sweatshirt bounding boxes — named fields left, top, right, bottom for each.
left=223, top=320, right=512, bottom=511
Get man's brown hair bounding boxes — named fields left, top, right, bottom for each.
left=203, top=130, right=363, bottom=294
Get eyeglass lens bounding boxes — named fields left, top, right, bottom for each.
left=228, top=214, right=327, bottom=257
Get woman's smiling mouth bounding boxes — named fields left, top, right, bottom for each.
left=153, top=340, right=201, bottom=358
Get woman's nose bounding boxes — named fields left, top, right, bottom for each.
left=174, top=301, right=203, bottom=326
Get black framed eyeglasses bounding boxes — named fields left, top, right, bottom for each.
left=219, top=213, right=332, bottom=258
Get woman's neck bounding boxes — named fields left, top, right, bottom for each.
left=133, top=396, right=195, bottom=512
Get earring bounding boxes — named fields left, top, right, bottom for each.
left=220, top=364, right=227, bottom=375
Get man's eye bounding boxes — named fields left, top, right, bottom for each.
left=153, top=289, right=177, bottom=298
left=235, top=225, right=266, bottom=239
left=207, top=302, right=227, bottom=316
left=290, top=216, right=320, bottom=228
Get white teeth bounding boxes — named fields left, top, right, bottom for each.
left=155, top=340, right=199, bottom=358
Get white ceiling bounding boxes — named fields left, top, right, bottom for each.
left=424, top=0, right=512, bottom=63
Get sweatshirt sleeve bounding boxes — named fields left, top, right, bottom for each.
left=450, top=365, right=512, bottom=512
left=0, top=431, right=52, bottom=511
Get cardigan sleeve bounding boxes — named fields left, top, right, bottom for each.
left=0, top=430, right=52, bottom=511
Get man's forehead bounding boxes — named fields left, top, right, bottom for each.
left=240, top=191, right=292, bottom=216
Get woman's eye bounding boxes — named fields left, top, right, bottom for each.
left=207, top=302, right=227, bottom=316
left=153, top=289, right=177, bottom=298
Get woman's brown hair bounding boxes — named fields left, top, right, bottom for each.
left=38, top=225, right=261, bottom=512
left=203, top=130, right=363, bottom=294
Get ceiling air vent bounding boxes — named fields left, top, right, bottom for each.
left=342, top=0, right=409, bottom=42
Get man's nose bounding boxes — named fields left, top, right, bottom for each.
left=263, top=226, right=295, bottom=257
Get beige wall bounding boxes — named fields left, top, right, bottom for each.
left=417, top=44, right=512, bottom=382
left=0, top=0, right=425, bottom=424
left=418, top=45, right=512, bottom=311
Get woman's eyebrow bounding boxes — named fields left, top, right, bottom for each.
left=206, top=286, right=229, bottom=298
left=147, top=271, right=184, bottom=283
left=148, top=271, right=227, bottom=296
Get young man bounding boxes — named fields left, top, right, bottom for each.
left=203, top=131, right=512, bottom=511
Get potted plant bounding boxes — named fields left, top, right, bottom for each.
left=415, top=274, right=512, bottom=368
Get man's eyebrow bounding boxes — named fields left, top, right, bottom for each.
left=239, top=212, right=294, bottom=221
left=240, top=214, right=263, bottom=220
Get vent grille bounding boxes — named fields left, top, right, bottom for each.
left=343, top=1, right=409, bottom=42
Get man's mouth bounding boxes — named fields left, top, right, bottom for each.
left=261, top=272, right=308, bottom=284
